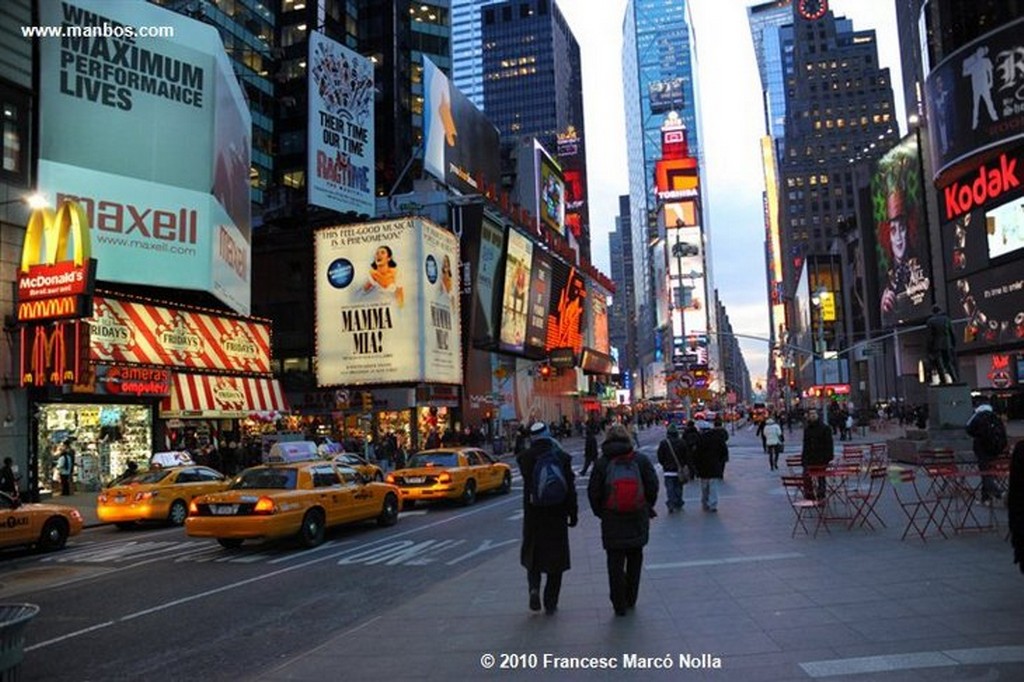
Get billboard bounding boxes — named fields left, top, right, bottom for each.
left=545, top=261, right=586, bottom=355
left=422, top=58, right=501, bottom=196
left=498, top=230, right=533, bottom=354
left=307, top=32, right=375, bottom=216
left=471, top=216, right=506, bottom=347
left=950, top=259, right=1024, bottom=350
left=525, top=250, right=552, bottom=357
left=537, top=145, right=566, bottom=237
left=924, top=17, right=1024, bottom=179
left=655, top=157, right=699, bottom=200
left=871, top=134, right=933, bottom=327
left=557, top=126, right=586, bottom=241
left=648, top=77, right=684, bottom=114
left=314, top=218, right=462, bottom=385
left=38, top=0, right=252, bottom=315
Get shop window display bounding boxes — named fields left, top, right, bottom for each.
left=38, top=403, right=153, bottom=493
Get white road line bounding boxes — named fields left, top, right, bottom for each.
left=25, top=494, right=522, bottom=650
left=645, top=552, right=804, bottom=570
left=799, top=646, right=1024, bottom=677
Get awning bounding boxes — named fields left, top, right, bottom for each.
left=159, top=373, right=289, bottom=418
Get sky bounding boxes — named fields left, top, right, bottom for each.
left=555, top=0, right=907, bottom=389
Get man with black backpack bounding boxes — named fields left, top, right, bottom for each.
left=656, top=424, right=691, bottom=513
left=967, top=400, right=1008, bottom=503
left=588, top=424, right=659, bottom=616
left=517, top=421, right=577, bottom=614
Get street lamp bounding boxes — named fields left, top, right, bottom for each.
left=0, top=193, right=47, bottom=209
left=810, top=287, right=829, bottom=427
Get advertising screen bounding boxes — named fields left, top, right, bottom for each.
left=949, top=259, right=1024, bottom=351
left=871, top=134, right=933, bottom=327
left=545, top=261, right=586, bottom=355
left=314, top=218, right=462, bottom=385
left=655, top=157, right=699, bottom=198
left=537, top=147, right=566, bottom=236
left=472, top=217, right=505, bottom=346
left=525, top=250, right=552, bottom=357
left=498, top=230, right=534, bottom=353
left=924, top=17, right=1024, bottom=179
left=38, top=0, right=252, bottom=315
left=307, top=32, right=375, bottom=216
left=985, top=195, right=1024, bottom=260
left=422, top=58, right=501, bottom=196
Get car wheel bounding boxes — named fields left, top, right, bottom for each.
left=168, top=500, right=188, bottom=526
left=377, top=493, right=399, bottom=527
left=38, top=518, right=69, bottom=552
left=115, top=522, right=136, bottom=531
left=460, top=479, right=477, bottom=506
left=217, top=538, right=244, bottom=549
left=499, top=471, right=512, bottom=495
left=299, top=509, right=326, bottom=548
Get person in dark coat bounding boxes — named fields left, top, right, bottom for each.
left=587, top=424, right=659, bottom=616
left=1008, top=440, right=1024, bottom=575
left=692, top=419, right=728, bottom=512
left=517, top=422, right=578, bottom=614
left=656, top=423, right=691, bottom=513
left=580, top=426, right=599, bottom=476
left=0, top=457, right=19, bottom=498
left=966, top=401, right=1008, bottom=502
left=801, top=408, right=834, bottom=500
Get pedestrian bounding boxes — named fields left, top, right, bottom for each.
left=656, top=423, right=690, bottom=513
left=0, top=457, right=19, bottom=498
left=580, top=425, right=598, bottom=476
left=801, top=408, right=834, bottom=500
left=517, top=421, right=577, bottom=614
left=762, top=416, right=783, bottom=471
left=57, top=440, right=76, bottom=496
left=693, top=419, right=729, bottom=512
left=587, top=424, right=658, bottom=616
left=842, top=413, right=854, bottom=442
left=1008, top=440, right=1024, bottom=575
left=966, top=400, right=1008, bottom=503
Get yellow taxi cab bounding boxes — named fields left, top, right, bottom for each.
left=332, top=452, right=384, bottom=482
left=386, top=447, right=512, bottom=508
left=0, top=492, right=83, bottom=552
left=97, top=452, right=230, bottom=528
left=185, top=446, right=401, bottom=549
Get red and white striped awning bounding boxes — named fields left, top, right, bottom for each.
left=159, top=374, right=289, bottom=418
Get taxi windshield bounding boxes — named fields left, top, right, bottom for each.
left=407, top=452, right=459, bottom=468
left=231, top=468, right=298, bottom=490
left=130, top=470, right=174, bottom=485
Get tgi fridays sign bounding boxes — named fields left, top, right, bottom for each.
left=89, top=296, right=271, bottom=373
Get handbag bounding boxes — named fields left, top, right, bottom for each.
left=665, top=438, right=691, bottom=483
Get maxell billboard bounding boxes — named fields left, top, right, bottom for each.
left=314, top=218, right=462, bottom=386
left=307, top=32, right=375, bottom=217
left=37, top=0, right=252, bottom=315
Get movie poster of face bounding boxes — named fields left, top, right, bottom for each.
left=871, top=135, right=933, bottom=327
left=499, top=230, right=534, bottom=353
left=307, top=32, right=375, bottom=216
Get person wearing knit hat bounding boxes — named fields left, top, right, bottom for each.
left=517, top=419, right=577, bottom=614
left=587, top=423, right=659, bottom=616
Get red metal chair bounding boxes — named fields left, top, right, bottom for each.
left=893, top=468, right=946, bottom=541
left=781, top=475, right=829, bottom=537
left=846, top=465, right=888, bottom=530
left=869, top=442, right=888, bottom=465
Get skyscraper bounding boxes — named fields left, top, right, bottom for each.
left=451, top=0, right=503, bottom=109
left=608, top=195, right=636, bottom=381
left=479, top=0, right=590, bottom=260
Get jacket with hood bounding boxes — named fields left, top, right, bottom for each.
left=588, top=434, right=659, bottom=550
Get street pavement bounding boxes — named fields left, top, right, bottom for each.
left=49, top=422, right=1024, bottom=680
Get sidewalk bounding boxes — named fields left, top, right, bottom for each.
left=249, top=424, right=1024, bottom=681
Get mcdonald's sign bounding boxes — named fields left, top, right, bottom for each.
left=19, top=320, right=91, bottom=387
left=16, top=201, right=96, bottom=322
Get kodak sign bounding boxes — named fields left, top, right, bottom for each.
left=943, top=152, right=1020, bottom=221
left=16, top=201, right=97, bottom=322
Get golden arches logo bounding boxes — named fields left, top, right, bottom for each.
left=21, top=200, right=91, bottom=272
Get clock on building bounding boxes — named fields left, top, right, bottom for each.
left=798, top=0, right=828, bottom=21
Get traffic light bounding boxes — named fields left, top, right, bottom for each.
left=538, top=364, right=552, bottom=379
left=362, top=392, right=373, bottom=411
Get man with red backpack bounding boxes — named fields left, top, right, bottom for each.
left=587, top=424, right=659, bottom=616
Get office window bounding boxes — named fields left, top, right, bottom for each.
left=1, top=84, right=30, bottom=186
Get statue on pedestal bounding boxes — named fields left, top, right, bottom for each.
left=925, top=304, right=958, bottom=385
